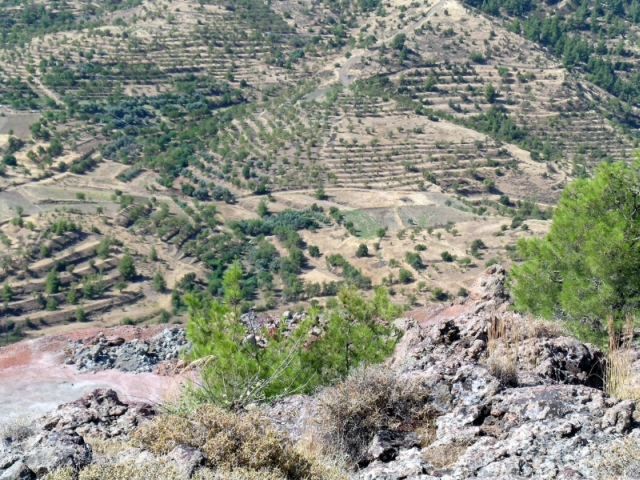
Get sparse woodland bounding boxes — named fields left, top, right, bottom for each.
left=2, top=0, right=640, bottom=476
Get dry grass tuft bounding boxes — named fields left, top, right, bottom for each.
left=0, top=415, right=36, bottom=441
left=605, top=315, right=640, bottom=401
left=84, top=437, right=130, bottom=457
left=315, top=365, right=436, bottom=466
left=519, top=313, right=566, bottom=340
left=132, top=405, right=345, bottom=480
left=45, top=461, right=290, bottom=480
left=43, top=468, right=76, bottom=480
left=593, top=438, right=640, bottom=479
left=422, top=443, right=471, bottom=468
left=485, top=314, right=519, bottom=386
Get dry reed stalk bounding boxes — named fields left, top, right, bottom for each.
left=604, top=314, right=637, bottom=400
left=486, top=313, right=518, bottom=386
left=487, top=314, right=506, bottom=357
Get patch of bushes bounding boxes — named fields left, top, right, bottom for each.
left=325, top=254, right=372, bottom=289
left=69, top=150, right=99, bottom=175
left=231, top=210, right=324, bottom=237
left=186, top=265, right=400, bottom=407
left=440, top=251, right=455, bottom=262
left=315, top=365, right=436, bottom=466
left=132, top=407, right=344, bottom=480
left=116, top=166, right=143, bottom=182
left=355, top=244, right=369, bottom=258
left=405, top=252, right=424, bottom=269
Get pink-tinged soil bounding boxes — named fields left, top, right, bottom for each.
left=0, top=325, right=188, bottom=421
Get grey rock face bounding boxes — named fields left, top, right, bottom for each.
left=351, top=266, right=639, bottom=479
left=23, top=431, right=91, bottom=477
left=68, top=327, right=189, bottom=374
left=365, top=430, right=422, bottom=464
left=40, top=388, right=155, bottom=438
left=0, top=461, right=34, bottom=480
left=0, top=389, right=154, bottom=479
left=168, top=445, right=205, bottom=475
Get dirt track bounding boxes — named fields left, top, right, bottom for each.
left=0, top=325, right=188, bottom=421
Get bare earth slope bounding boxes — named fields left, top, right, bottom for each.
left=0, top=325, right=187, bottom=420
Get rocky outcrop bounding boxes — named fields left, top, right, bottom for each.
left=0, top=430, right=91, bottom=480
left=40, top=388, right=155, bottom=438
left=351, top=266, right=635, bottom=479
left=0, top=390, right=153, bottom=479
left=66, top=327, right=189, bottom=374
left=3, top=265, right=638, bottom=479
left=265, top=265, right=637, bottom=480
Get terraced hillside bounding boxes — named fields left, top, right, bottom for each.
left=0, top=0, right=637, bottom=341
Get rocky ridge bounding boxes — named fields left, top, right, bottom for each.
left=66, top=326, right=189, bottom=374
left=268, top=266, right=639, bottom=479
left=1, top=266, right=638, bottom=479
left=0, top=389, right=154, bottom=480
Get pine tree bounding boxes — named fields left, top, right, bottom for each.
left=171, top=289, right=182, bottom=311
left=67, top=286, right=78, bottom=304
left=76, top=305, right=86, bottom=322
left=257, top=198, right=269, bottom=217
left=314, top=182, right=326, bottom=200
left=1, top=281, right=12, bottom=303
left=510, top=157, right=640, bottom=342
left=118, top=251, right=136, bottom=281
left=153, top=269, right=166, bottom=293
left=44, top=269, right=60, bottom=294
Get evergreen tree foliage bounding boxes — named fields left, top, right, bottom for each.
left=356, top=244, right=369, bottom=258
left=185, top=261, right=402, bottom=407
left=118, top=252, right=136, bottom=281
left=153, top=269, right=166, bottom=292
left=44, top=269, right=60, bottom=294
left=1, top=282, right=12, bottom=303
left=510, top=157, right=640, bottom=340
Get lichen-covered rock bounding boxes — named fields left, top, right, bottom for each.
left=0, top=460, right=34, bottom=480
left=68, top=327, right=189, bottom=374
left=167, top=445, right=205, bottom=475
left=350, top=266, right=640, bottom=479
left=40, top=388, right=155, bottom=438
left=22, top=431, right=91, bottom=476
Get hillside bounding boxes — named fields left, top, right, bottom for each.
left=1, top=266, right=639, bottom=479
left=0, top=0, right=638, bottom=340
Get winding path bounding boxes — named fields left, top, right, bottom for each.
left=337, top=0, right=449, bottom=86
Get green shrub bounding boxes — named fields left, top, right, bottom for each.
left=76, top=306, right=86, bottom=322
left=308, top=245, right=321, bottom=258
left=45, top=297, right=57, bottom=311
left=405, top=252, right=423, bottom=269
left=44, top=270, right=60, bottom=294
left=432, top=288, right=449, bottom=301
left=186, top=263, right=401, bottom=407
left=470, top=239, right=486, bottom=257
left=440, top=251, right=454, bottom=262
left=485, top=258, right=499, bottom=267
left=2, top=282, right=12, bottom=303
left=118, top=252, right=136, bottom=281
left=398, top=267, right=413, bottom=283
left=355, top=244, right=369, bottom=258
left=153, top=269, right=166, bottom=292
